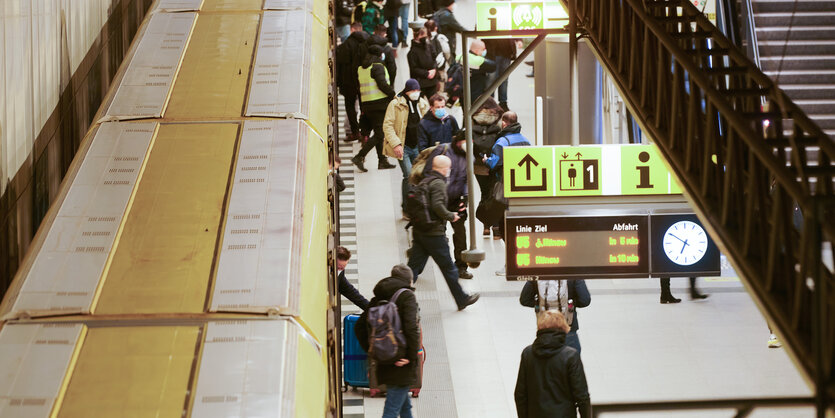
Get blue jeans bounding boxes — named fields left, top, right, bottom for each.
left=399, top=3, right=410, bottom=41
left=336, top=24, right=350, bottom=43
left=408, top=233, right=468, bottom=307
left=388, top=4, right=411, bottom=45
left=382, top=385, right=413, bottom=418
left=491, top=55, right=511, bottom=103
left=398, top=145, right=419, bottom=208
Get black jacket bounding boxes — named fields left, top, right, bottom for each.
left=433, top=8, right=467, bottom=53
left=370, top=35, right=397, bottom=83
left=355, top=275, right=421, bottom=387
left=418, top=112, right=460, bottom=150
left=519, top=280, right=591, bottom=334
left=335, top=0, right=354, bottom=26
left=359, top=55, right=396, bottom=111
left=339, top=270, right=369, bottom=310
left=424, top=142, right=467, bottom=210
left=336, top=30, right=369, bottom=93
left=418, top=170, right=457, bottom=236
left=407, top=39, right=439, bottom=89
left=515, top=329, right=592, bottom=418
left=466, top=52, right=497, bottom=101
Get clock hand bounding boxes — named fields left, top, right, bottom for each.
left=680, top=239, right=689, bottom=254
left=668, top=233, right=687, bottom=244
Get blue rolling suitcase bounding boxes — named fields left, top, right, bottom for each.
left=343, top=314, right=369, bottom=389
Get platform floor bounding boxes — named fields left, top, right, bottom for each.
left=336, top=5, right=813, bottom=415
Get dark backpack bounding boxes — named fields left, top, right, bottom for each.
left=367, top=288, right=409, bottom=364
left=444, top=62, right=463, bottom=105
left=403, top=178, right=441, bottom=231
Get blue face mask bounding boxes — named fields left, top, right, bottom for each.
left=481, top=50, right=487, bottom=57
left=434, top=108, right=447, bottom=119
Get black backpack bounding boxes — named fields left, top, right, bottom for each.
left=444, top=62, right=464, bottom=105
left=404, top=178, right=441, bottom=232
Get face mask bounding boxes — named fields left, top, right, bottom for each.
left=434, top=108, right=447, bottom=119
left=380, top=53, right=386, bottom=61
left=408, top=91, right=421, bottom=101
left=481, top=50, right=487, bottom=57
left=450, top=3, right=457, bottom=11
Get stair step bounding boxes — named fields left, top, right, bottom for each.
left=794, top=100, right=835, bottom=115
left=752, top=1, right=835, bottom=14
left=760, top=40, right=835, bottom=56
left=765, top=69, right=835, bottom=84
left=755, top=12, right=835, bottom=28
left=755, top=26, right=835, bottom=41
left=782, top=84, right=835, bottom=100
left=760, top=56, right=835, bottom=71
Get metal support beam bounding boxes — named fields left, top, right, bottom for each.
left=568, top=0, right=580, bottom=145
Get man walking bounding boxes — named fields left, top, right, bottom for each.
left=353, top=44, right=398, bottom=172
left=383, top=79, right=430, bottom=210
left=336, top=22, right=369, bottom=142
left=407, top=155, right=479, bottom=311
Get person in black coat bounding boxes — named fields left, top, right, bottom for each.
left=336, top=23, right=369, bottom=142
left=520, top=280, right=591, bottom=353
left=407, top=28, right=440, bottom=98
left=352, top=44, right=398, bottom=171
left=355, top=264, right=421, bottom=417
left=371, top=25, right=398, bottom=83
left=515, top=310, right=592, bottom=418
left=336, top=246, right=369, bottom=310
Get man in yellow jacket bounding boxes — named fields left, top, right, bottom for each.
left=383, top=79, right=430, bottom=212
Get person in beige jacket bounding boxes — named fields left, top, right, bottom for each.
left=383, top=78, right=430, bottom=211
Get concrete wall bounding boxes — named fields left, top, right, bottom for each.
left=0, top=0, right=155, bottom=293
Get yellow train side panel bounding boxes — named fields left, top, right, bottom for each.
left=95, top=123, right=238, bottom=314
left=294, top=333, right=328, bottom=418
left=307, top=20, right=331, bottom=138
left=57, top=326, right=200, bottom=418
left=165, top=13, right=259, bottom=120
left=298, top=129, right=329, bottom=344
left=201, top=0, right=263, bottom=11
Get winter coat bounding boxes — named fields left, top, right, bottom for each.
left=355, top=275, right=421, bottom=387
left=484, top=38, right=518, bottom=59
left=335, top=0, right=354, bottom=26
left=383, top=0, right=402, bottom=18
left=515, top=329, right=592, bottom=418
left=358, top=55, right=396, bottom=111
left=471, top=105, right=502, bottom=175
left=485, top=122, right=529, bottom=173
left=457, top=52, right=497, bottom=101
left=419, top=170, right=457, bottom=236
left=418, top=112, right=460, bottom=150
left=433, top=8, right=467, bottom=53
left=370, top=34, right=397, bottom=82
left=339, top=270, right=369, bottom=310
left=336, top=30, right=369, bottom=93
left=361, top=1, right=385, bottom=34
left=383, top=94, right=430, bottom=159
left=407, top=39, right=439, bottom=89
left=519, top=280, right=591, bottom=334
left=423, top=142, right=467, bottom=210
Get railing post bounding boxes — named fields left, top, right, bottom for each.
left=461, top=32, right=486, bottom=267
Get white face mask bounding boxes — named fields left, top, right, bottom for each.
left=407, top=91, right=421, bottom=101
left=450, top=3, right=457, bottom=11
left=380, top=53, right=386, bottom=61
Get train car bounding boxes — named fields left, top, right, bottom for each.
left=0, top=0, right=341, bottom=416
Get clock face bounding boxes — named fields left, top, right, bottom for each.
left=662, top=221, right=708, bottom=266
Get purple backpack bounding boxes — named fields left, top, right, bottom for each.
left=367, top=288, right=409, bottom=364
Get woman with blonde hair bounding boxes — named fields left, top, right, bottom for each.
left=514, top=310, right=591, bottom=418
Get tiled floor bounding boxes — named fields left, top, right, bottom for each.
left=336, top=5, right=814, bottom=415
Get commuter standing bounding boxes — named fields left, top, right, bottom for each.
left=337, top=246, right=370, bottom=310
left=407, top=155, right=480, bottom=311
left=335, top=0, right=355, bottom=42
left=659, top=276, right=708, bottom=304
left=515, top=310, right=592, bottom=418
left=407, top=28, right=440, bottom=98
left=424, top=20, right=450, bottom=92
left=483, top=111, right=530, bottom=240
left=372, top=24, right=398, bottom=83
left=519, top=280, right=591, bottom=353
left=352, top=45, right=398, bottom=172
left=397, top=0, right=411, bottom=48
left=383, top=79, right=430, bottom=211
left=336, top=22, right=369, bottom=143
left=384, top=0, right=404, bottom=46
left=432, top=0, right=467, bottom=54
left=484, top=38, right=518, bottom=111
left=355, top=264, right=421, bottom=418
left=471, top=98, right=503, bottom=237
left=458, top=39, right=497, bottom=102
left=361, top=0, right=385, bottom=34
left=418, top=94, right=459, bottom=150
left=422, top=131, right=472, bottom=279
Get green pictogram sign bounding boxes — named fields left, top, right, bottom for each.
left=476, top=1, right=567, bottom=31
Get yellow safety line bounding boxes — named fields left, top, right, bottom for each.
left=49, top=325, right=88, bottom=418
left=159, top=13, right=200, bottom=118
left=89, top=123, right=161, bottom=313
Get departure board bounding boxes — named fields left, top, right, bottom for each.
left=506, top=215, right=649, bottom=280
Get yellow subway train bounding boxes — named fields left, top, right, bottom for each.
left=0, top=0, right=341, bottom=416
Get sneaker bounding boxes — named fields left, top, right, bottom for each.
left=459, top=270, right=473, bottom=279
left=351, top=156, right=367, bottom=172
left=457, top=293, right=480, bottom=311
left=495, top=266, right=505, bottom=276
left=768, top=334, right=782, bottom=348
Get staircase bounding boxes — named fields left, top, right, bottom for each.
left=753, top=0, right=835, bottom=138
left=564, top=0, right=835, bottom=412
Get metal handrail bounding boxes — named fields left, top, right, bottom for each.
left=593, top=396, right=816, bottom=418
left=569, top=0, right=835, bottom=412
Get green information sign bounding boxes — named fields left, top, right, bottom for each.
left=503, top=144, right=683, bottom=198
left=476, top=1, right=567, bottom=31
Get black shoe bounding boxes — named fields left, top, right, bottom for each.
left=378, top=160, right=396, bottom=169
left=660, top=294, right=681, bottom=304
left=499, top=101, right=509, bottom=112
left=526, top=73, right=534, bottom=78
left=459, top=270, right=473, bottom=279
left=400, top=40, right=408, bottom=48
left=690, top=291, right=709, bottom=300
left=458, top=293, right=480, bottom=311
left=524, top=60, right=534, bottom=66
left=351, top=156, right=367, bottom=172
